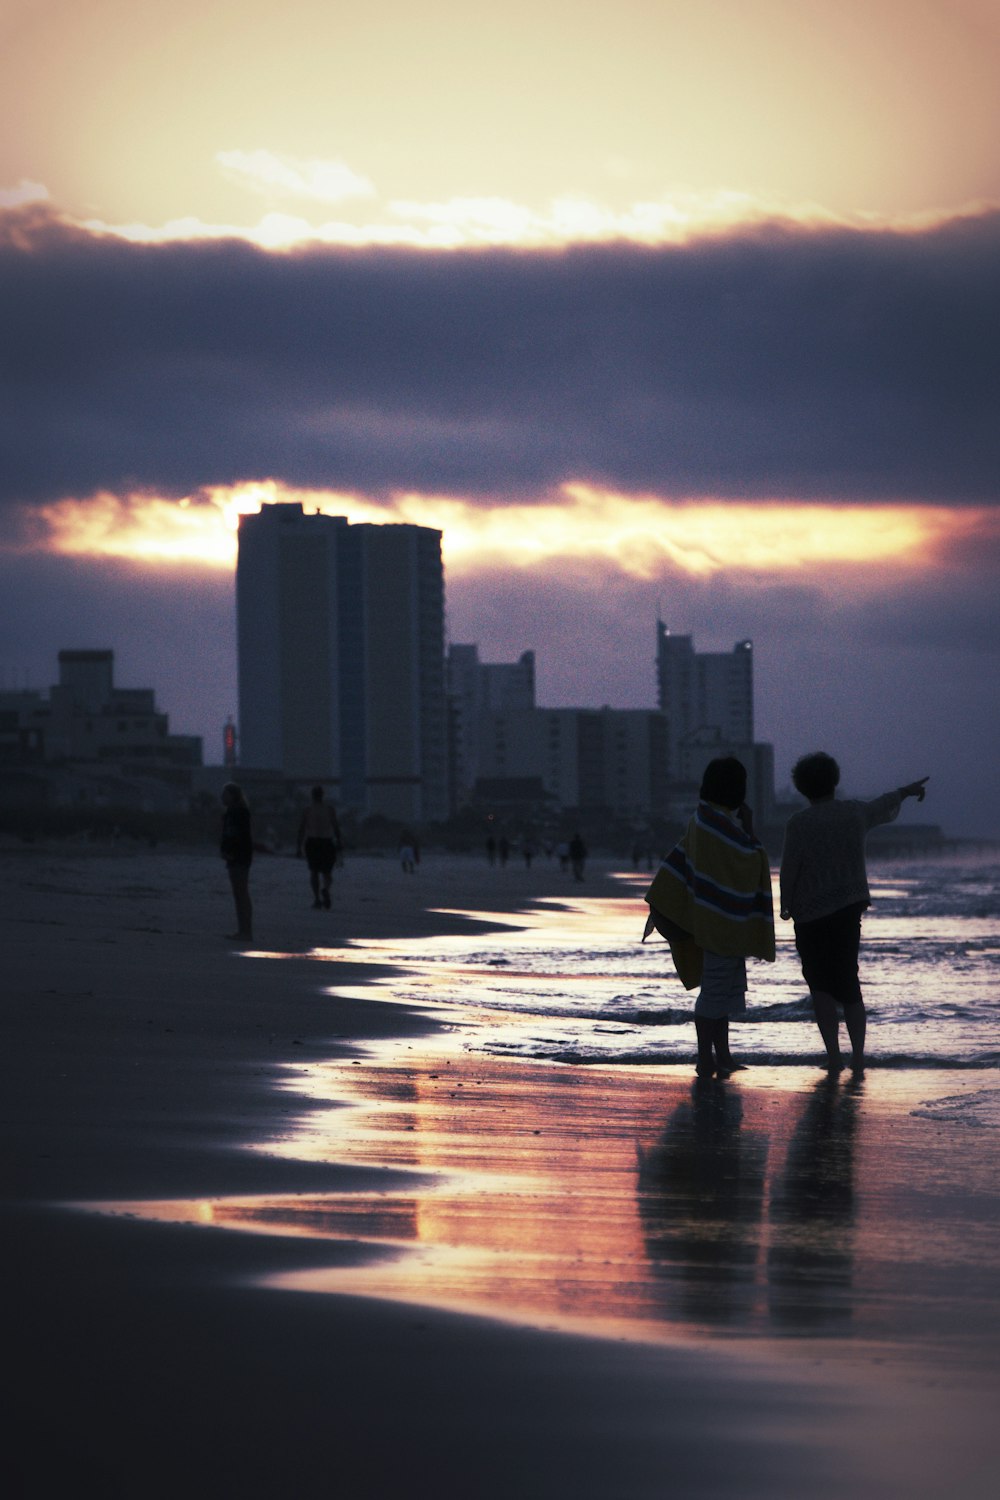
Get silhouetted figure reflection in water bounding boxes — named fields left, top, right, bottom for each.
left=637, top=1082, right=768, bottom=1328
left=767, top=1075, right=862, bottom=1333
left=220, top=782, right=253, bottom=943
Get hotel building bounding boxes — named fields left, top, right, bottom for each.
left=447, top=644, right=536, bottom=809
left=236, top=505, right=448, bottom=822
left=656, top=624, right=772, bottom=820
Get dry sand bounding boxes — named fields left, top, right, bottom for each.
left=2, top=843, right=999, bottom=1498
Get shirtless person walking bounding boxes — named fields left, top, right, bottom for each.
left=297, top=785, right=342, bottom=910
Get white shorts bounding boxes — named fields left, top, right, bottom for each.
left=694, top=951, right=748, bottom=1018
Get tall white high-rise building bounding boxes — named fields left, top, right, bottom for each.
left=447, top=644, right=535, bottom=808
left=656, top=624, right=772, bottom=820
left=656, top=624, right=754, bottom=775
left=237, top=504, right=447, bottom=821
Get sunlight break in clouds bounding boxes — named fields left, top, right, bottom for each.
left=214, top=150, right=376, bottom=204
left=63, top=151, right=993, bottom=250
left=80, top=191, right=986, bottom=251
left=0, top=179, right=49, bottom=208
left=29, top=484, right=976, bottom=581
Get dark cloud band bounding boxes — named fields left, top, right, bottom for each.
left=2, top=207, right=998, bottom=506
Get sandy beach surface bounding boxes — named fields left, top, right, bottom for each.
left=3, top=843, right=999, bottom=1498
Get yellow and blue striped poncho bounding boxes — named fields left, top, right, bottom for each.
left=643, top=801, right=775, bottom=990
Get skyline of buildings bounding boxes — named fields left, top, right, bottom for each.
left=465, top=630, right=773, bottom=825
left=2, top=506, right=779, bottom=828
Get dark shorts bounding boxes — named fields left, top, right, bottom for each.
left=304, top=837, right=337, bottom=876
left=794, top=901, right=867, bottom=1007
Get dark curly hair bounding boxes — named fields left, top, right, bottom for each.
left=791, top=752, right=840, bottom=801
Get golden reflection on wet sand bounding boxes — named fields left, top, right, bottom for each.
left=88, top=890, right=1000, bottom=1368
left=99, top=1050, right=1000, bottom=1370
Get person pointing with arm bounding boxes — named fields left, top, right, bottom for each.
left=779, top=754, right=929, bottom=1074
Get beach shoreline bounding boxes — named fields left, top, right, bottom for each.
left=3, top=845, right=999, bottom=1497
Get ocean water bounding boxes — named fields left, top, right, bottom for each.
left=336, top=854, right=1000, bottom=1083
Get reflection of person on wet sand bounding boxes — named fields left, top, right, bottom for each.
left=296, top=786, right=342, bottom=910
left=643, top=758, right=775, bottom=1079
left=767, top=1075, right=862, bottom=1332
left=637, top=1083, right=768, bottom=1327
left=219, top=782, right=253, bottom=943
left=780, top=752, right=929, bottom=1073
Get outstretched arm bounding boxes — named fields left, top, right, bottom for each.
left=899, top=777, right=929, bottom=803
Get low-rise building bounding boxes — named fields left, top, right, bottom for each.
left=0, top=650, right=201, bottom=770
left=477, top=706, right=670, bottom=819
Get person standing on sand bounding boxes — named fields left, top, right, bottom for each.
left=296, top=785, right=342, bottom=910
left=569, top=831, right=587, bottom=881
left=220, top=782, right=253, bottom=943
left=643, top=758, right=775, bottom=1080
left=779, top=752, right=929, bottom=1074
left=398, top=831, right=417, bottom=874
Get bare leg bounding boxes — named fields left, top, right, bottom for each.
left=713, top=1018, right=732, bottom=1069
left=694, top=1016, right=715, bottom=1078
left=711, top=1018, right=746, bottom=1076
left=844, top=1001, right=866, bottom=1073
left=811, top=990, right=843, bottom=1070
left=227, top=863, right=253, bottom=940
left=309, top=870, right=321, bottom=908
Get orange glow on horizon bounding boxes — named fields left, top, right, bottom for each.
left=76, top=197, right=995, bottom=253
left=25, top=483, right=991, bottom=583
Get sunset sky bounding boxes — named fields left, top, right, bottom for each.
left=2, top=0, right=998, bottom=835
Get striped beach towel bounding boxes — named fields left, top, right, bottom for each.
left=643, top=802, right=775, bottom=989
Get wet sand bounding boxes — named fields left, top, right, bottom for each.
left=3, top=844, right=999, bottom=1498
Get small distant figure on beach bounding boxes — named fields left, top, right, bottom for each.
left=522, top=838, right=535, bottom=869
left=296, top=785, right=342, bottom=910
left=486, top=834, right=497, bottom=866
left=219, top=782, right=253, bottom=943
left=398, top=831, right=418, bottom=874
left=569, top=831, right=587, bottom=881
left=643, top=757, right=775, bottom=1079
left=780, top=752, right=929, bottom=1074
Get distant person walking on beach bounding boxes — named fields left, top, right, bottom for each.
left=296, top=786, right=342, bottom=910
left=569, top=832, right=587, bottom=881
left=644, top=758, right=775, bottom=1079
left=220, top=782, right=253, bottom=943
left=779, top=753, right=929, bottom=1073
left=398, top=831, right=418, bottom=874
